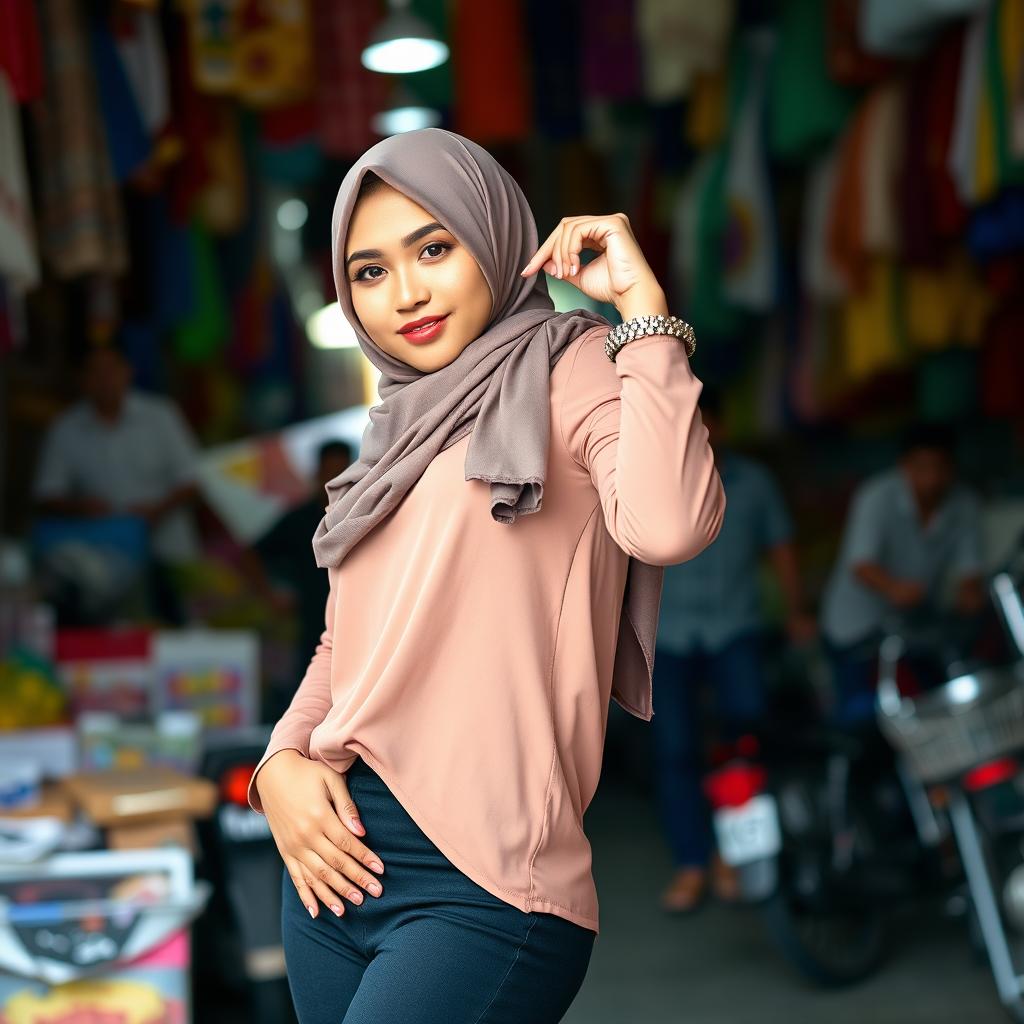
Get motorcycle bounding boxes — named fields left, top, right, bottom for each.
left=192, top=727, right=297, bottom=1024
left=704, top=545, right=1024, bottom=1016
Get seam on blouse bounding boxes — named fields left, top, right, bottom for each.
left=527, top=502, right=603, bottom=904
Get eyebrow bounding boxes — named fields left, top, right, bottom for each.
left=345, top=222, right=448, bottom=268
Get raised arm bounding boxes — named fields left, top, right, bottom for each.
left=524, top=212, right=725, bottom=565
left=560, top=325, right=725, bottom=565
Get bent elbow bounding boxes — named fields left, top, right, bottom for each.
left=641, top=477, right=726, bottom=566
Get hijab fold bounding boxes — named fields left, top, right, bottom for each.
left=312, top=128, right=663, bottom=720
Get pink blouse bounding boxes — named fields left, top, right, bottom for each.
left=248, top=325, right=725, bottom=933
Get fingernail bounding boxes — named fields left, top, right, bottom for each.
left=350, top=817, right=364, bottom=834
left=330, top=903, right=343, bottom=916
left=369, top=860, right=384, bottom=873
left=368, top=881, right=382, bottom=896
left=307, top=905, right=316, bottom=918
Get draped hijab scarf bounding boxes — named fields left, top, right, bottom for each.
left=312, top=128, right=663, bottom=719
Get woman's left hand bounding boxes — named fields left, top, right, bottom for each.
left=521, top=213, right=666, bottom=317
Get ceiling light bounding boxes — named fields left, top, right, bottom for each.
left=361, top=0, right=448, bottom=74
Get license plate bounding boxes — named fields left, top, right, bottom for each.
left=713, top=794, right=782, bottom=866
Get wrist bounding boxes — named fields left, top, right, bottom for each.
left=615, top=283, right=668, bottom=322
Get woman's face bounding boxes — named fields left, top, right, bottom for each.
left=344, top=182, right=493, bottom=372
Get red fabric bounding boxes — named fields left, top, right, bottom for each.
left=453, top=0, right=531, bottom=143
left=311, top=0, right=387, bottom=159
left=0, top=0, right=43, bottom=102
left=261, top=99, right=317, bottom=144
left=981, top=303, right=1024, bottom=418
left=899, top=26, right=967, bottom=264
left=827, top=0, right=899, bottom=86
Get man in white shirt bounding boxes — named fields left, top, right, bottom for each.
left=34, top=340, right=201, bottom=621
left=819, top=424, right=986, bottom=723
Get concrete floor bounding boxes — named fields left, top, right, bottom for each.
left=566, top=769, right=1009, bottom=1024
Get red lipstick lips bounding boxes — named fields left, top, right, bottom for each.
left=398, top=313, right=450, bottom=344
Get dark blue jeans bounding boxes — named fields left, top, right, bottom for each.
left=650, top=632, right=767, bottom=868
left=281, top=757, right=595, bottom=1023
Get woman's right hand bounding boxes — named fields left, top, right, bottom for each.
left=256, top=749, right=385, bottom=919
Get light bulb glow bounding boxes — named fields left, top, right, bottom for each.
left=361, top=37, right=448, bottom=74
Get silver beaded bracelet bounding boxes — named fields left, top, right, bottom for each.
left=604, top=313, right=697, bottom=362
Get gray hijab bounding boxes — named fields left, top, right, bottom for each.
left=312, top=127, right=663, bottom=720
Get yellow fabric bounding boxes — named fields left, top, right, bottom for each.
left=686, top=70, right=728, bottom=149
left=840, top=258, right=905, bottom=381
left=901, top=253, right=993, bottom=353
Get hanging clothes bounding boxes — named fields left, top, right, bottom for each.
left=181, top=0, right=313, bottom=108
left=949, top=5, right=991, bottom=204
left=860, top=82, right=906, bottom=254
left=827, top=99, right=870, bottom=292
left=768, top=0, right=858, bottom=161
left=905, top=249, right=993, bottom=350
left=899, top=26, right=967, bottom=264
left=685, top=70, right=728, bottom=149
left=0, top=71, right=39, bottom=291
left=635, top=0, right=735, bottom=102
left=802, top=140, right=850, bottom=301
left=827, top=0, right=899, bottom=86
left=30, top=0, right=128, bottom=278
left=0, top=0, right=43, bottom=102
left=580, top=0, right=642, bottom=101
left=452, top=0, right=531, bottom=143
left=722, top=30, right=778, bottom=312
left=839, top=257, right=907, bottom=382
left=310, top=0, right=387, bottom=159
left=858, top=0, right=988, bottom=57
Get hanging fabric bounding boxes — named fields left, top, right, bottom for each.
left=0, top=71, right=39, bottom=291
left=722, top=29, right=778, bottom=312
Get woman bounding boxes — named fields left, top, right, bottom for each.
left=249, top=128, right=725, bottom=1023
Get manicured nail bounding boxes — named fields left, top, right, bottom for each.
left=369, top=860, right=384, bottom=873
left=330, top=903, right=343, bottom=916
left=307, top=905, right=316, bottom=918
left=349, top=891, right=364, bottom=905
left=350, top=817, right=364, bottom=834
left=368, top=881, right=382, bottom=896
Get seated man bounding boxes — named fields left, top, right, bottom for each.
left=819, top=424, right=986, bottom=723
left=33, top=338, right=201, bottom=623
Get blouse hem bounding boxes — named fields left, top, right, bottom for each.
left=335, top=743, right=600, bottom=936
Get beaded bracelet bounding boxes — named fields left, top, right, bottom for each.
left=604, top=313, right=697, bottom=363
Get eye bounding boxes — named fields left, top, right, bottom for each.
left=352, top=264, right=384, bottom=282
left=352, top=240, right=452, bottom=284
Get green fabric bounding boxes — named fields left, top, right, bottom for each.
left=768, top=0, right=858, bottom=160
left=688, top=41, right=749, bottom=337
left=986, top=0, right=1024, bottom=188
left=916, top=349, right=978, bottom=421
left=174, top=221, right=228, bottom=363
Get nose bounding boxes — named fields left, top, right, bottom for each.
left=393, top=265, right=430, bottom=313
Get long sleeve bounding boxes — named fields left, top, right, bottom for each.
left=247, top=565, right=339, bottom=813
left=559, top=326, right=726, bottom=566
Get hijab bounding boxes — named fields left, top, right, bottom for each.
left=312, top=127, right=663, bottom=720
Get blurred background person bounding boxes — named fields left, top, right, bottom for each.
left=246, top=439, right=353, bottom=718
left=32, top=338, right=200, bottom=625
left=651, top=388, right=815, bottom=913
left=819, top=424, right=986, bottom=725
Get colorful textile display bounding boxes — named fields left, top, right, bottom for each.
left=0, top=73, right=39, bottom=291
left=30, top=0, right=128, bottom=278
